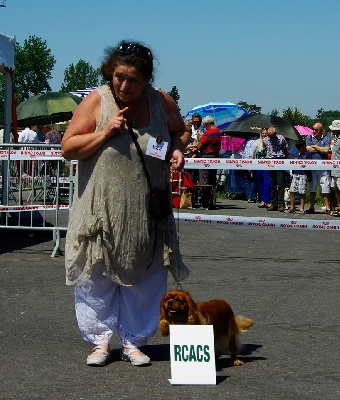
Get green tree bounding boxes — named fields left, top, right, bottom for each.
left=14, top=36, right=56, bottom=104
left=314, top=108, right=340, bottom=131
left=282, top=107, right=308, bottom=126
left=1, top=35, right=56, bottom=118
left=237, top=101, right=262, bottom=115
left=270, top=109, right=280, bottom=117
left=167, top=86, right=180, bottom=111
left=60, top=59, right=101, bottom=92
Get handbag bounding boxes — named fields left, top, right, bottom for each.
left=180, top=189, right=192, bottom=209
left=150, top=186, right=172, bottom=217
left=112, top=89, right=171, bottom=218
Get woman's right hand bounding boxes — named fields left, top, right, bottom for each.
left=62, top=91, right=129, bottom=160
left=104, top=107, right=128, bottom=138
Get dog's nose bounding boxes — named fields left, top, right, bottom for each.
left=168, top=299, right=173, bottom=306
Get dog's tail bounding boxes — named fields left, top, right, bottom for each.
left=235, top=315, right=255, bottom=333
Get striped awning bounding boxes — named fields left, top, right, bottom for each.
left=69, top=88, right=96, bottom=99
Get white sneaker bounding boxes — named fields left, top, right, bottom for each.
left=86, top=346, right=110, bottom=366
left=121, top=347, right=151, bottom=366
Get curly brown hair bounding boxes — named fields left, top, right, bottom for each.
left=100, top=40, right=154, bottom=83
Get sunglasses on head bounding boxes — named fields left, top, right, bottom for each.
left=119, top=43, right=152, bottom=61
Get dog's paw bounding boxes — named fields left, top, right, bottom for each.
left=233, top=359, right=244, bottom=366
left=159, top=320, right=170, bottom=337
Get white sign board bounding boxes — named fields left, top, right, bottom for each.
left=169, top=325, right=216, bottom=385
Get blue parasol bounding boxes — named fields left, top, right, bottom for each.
left=183, top=102, right=249, bottom=130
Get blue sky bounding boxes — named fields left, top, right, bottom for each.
left=1, top=0, right=339, bottom=118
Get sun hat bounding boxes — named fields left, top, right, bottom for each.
left=202, top=115, right=214, bottom=124
left=329, top=120, right=340, bottom=131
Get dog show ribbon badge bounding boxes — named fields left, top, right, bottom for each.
left=145, top=136, right=168, bottom=160
left=169, top=325, right=216, bottom=385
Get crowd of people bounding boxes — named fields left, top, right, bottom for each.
left=182, top=117, right=340, bottom=216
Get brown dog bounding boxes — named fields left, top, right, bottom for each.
left=159, top=289, right=254, bottom=366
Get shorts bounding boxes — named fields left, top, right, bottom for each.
left=331, top=176, right=340, bottom=190
left=289, top=174, right=308, bottom=194
left=309, top=170, right=330, bottom=193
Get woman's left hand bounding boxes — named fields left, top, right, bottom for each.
left=169, top=149, right=185, bottom=171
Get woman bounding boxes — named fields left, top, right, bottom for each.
left=250, top=128, right=271, bottom=208
left=45, top=126, right=62, bottom=144
left=62, top=40, right=190, bottom=367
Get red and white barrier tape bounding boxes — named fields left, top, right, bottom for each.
left=0, top=149, right=63, bottom=160
left=185, top=158, right=340, bottom=170
left=2, top=205, right=339, bottom=232
left=0, top=204, right=70, bottom=212
left=175, top=212, right=340, bottom=231
left=1, top=151, right=339, bottom=171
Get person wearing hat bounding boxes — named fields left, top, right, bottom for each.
left=263, top=126, right=288, bottom=212
left=329, top=120, right=340, bottom=216
left=197, top=115, right=221, bottom=209
left=305, top=122, right=331, bottom=214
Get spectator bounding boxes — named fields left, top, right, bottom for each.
left=45, top=126, right=62, bottom=144
left=263, top=126, right=288, bottom=212
left=284, top=140, right=312, bottom=214
left=18, top=127, right=39, bottom=144
left=250, top=128, right=271, bottom=208
left=191, top=113, right=204, bottom=141
left=329, top=120, right=340, bottom=216
left=197, top=115, right=221, bottom=209
left=183, top=118, right=200, bottom=183
left=242, top=136, right=258, bottom=203
left=305, top=122, right=331, bottom=214
left=0, top=124, right=4, bottom=143
left=37, top=125, right=46, bottom=142
left=0, top=127, right=14, bottom=143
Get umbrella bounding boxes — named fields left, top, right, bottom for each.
left=69, top=87, right=96, bottom=99
left=294, top=125, right=313, bottom=136
left=183, top=102, right=249, bottom=130
left=222, top=114, right=301, bottom=140
left=16, top=92, right=83, bottom=126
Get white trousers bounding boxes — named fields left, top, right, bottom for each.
left=75, top=263, right=167, bottom=349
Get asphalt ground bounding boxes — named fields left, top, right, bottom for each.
left=1, top=199, right=340, bottom=400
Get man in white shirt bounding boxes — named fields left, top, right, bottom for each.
left=18, top=127, right=39, bottom=143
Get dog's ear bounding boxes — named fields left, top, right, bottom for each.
left=159, top=294, right=167, bottom=319
left=159, top=294, right=170, bottom=336
left=159, top=319, right=170, bottom=336
left=186, top=293, right=200, bottom=324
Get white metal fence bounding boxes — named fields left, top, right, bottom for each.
left=0, top=143, right=74, bottom=257
left=1, top=146, right=339, bottom=257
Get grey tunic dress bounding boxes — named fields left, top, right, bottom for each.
left=65, top=84, right=189, bottom=286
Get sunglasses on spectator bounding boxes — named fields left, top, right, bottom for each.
left=312, top=128, right=321, bottom=131
left=119, top=43, right=152, bottom=61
